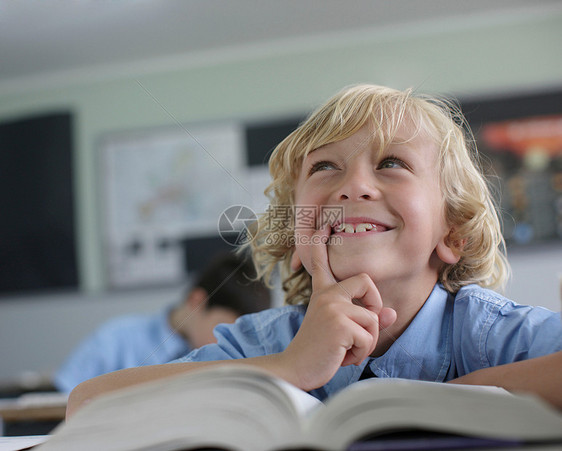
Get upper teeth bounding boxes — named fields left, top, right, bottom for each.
left=334, top=223, right=376, bottom=233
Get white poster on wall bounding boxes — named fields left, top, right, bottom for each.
left=101, top=122, right=252, bottom=288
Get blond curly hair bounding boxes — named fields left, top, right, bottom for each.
left=244, top=84, right=510, bottom=305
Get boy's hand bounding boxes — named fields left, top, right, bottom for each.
left=282, top=225, right=397, bottom=391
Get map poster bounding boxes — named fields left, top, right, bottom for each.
left=100, top=122, right=249, bottom=288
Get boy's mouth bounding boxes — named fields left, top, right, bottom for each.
left=331, top=220, right=389, bottom=235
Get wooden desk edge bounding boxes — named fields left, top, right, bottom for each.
left=0, top=405, right=66, bottom=422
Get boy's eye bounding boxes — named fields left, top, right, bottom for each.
left=377, top=156, right=408, bottom=170
left=308, top=160, right=338, bottom=175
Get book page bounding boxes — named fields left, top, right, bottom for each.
left=37, top=365, right=313, bottom=451
left=271, top=378, right=322, bottom=418
left=0, top=435, right=49, bottom=451
left=308, top=378, right=562, bottom=450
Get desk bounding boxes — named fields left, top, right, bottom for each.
left=0, top=405, right=65, bottom=423
left=0, top=394, right=66, bottom=437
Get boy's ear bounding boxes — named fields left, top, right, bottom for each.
left=290, top=251, right=302, bottom=272
left=186, top=287, right=209, bottom=310
left=436, top=230, right=466, bottom=265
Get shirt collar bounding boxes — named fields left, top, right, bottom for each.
left=322, top=283, right=454, bottom=398
left=371, top=283, right=453, bottom=382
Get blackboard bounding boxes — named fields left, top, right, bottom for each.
left=0, top=112, right=77, bottom=295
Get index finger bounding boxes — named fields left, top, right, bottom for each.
left=310, top=223, right=336, bottom=291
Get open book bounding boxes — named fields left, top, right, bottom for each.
left=37, top=365, right=562, bottom=451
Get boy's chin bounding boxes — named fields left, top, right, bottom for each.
left=327, top=250, right=375, bottom=281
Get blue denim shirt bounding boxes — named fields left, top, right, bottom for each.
left=177, top=284, right=562, bottom=401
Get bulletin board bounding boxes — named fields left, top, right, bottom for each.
left=462, top=89, right=562, bottom=246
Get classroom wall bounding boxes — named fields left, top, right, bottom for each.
left=0, top=9, right=561, bottom=383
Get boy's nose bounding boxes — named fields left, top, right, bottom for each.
left=335, top=165, right=380, bottom=201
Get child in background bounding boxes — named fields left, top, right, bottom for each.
left=67, top=85, right=562, bottom=416
left=55, top=252, right=271, bottom=393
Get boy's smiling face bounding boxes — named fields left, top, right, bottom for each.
left=291, top=121, right=460, bottom=295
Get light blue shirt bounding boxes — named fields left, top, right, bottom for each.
left=177, top=284, right=562, bottom=401
left=54, top=308, right=191, bottom=393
